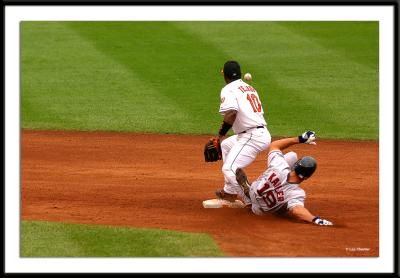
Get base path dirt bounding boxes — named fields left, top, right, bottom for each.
left=21, top=130, right=379, bottom=257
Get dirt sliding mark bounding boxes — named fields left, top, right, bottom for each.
left=21, top=130, right=379, bottom=257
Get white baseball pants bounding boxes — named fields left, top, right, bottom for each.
left=221, top=127, right=271, bottom=203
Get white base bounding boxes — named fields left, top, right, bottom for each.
left=202, top=198, right=245, bottom=209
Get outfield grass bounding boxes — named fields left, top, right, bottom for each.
left=21, top=220, right=224, bottom=257
left=21, top=21, right=378, bottom=139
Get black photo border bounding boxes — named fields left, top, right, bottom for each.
left=3, top=0, right=399, bottom=275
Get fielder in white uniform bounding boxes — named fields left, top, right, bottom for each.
left=235, top=131, right=334, bottom=226
left=215, top=61, right=271, bottom=203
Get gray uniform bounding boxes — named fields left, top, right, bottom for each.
left=249, top=150, right=306, bottom=215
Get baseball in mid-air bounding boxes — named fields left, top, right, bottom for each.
left=244, top=73, right=252, bottom=81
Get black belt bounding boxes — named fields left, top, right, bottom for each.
left=240, top=126, right=265, bottom=134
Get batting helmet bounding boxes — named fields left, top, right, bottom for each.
left=293, top=156, right=317, bottom=179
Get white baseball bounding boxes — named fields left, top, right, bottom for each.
left=244, top=73, right=252, bottom=81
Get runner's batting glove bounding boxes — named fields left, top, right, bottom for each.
left=312, top=216, right=333, bottom=226
left=299, top=130, right=316, bottom=145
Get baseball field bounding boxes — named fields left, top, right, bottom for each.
left=21, top=21, right=379, bottom=257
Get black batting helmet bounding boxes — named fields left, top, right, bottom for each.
left=294, top=156, right=317, bottom=179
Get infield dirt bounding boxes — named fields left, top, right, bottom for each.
left=21, top=130, right=378, bottom=257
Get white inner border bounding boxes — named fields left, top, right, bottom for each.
left=5, top=5, right=394, bottom=274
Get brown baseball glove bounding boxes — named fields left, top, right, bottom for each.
left=204, top=137, right=222, bottom=162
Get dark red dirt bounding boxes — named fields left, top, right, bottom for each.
left=21, top=130, right=379, bottom=257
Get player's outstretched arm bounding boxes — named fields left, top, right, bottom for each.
left=269, top=137, right=299, bottom=153
left=288, top=205, right=333, bottom=226
left=269, top=131, right=316, bottom=153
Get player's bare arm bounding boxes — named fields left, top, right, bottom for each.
left=269, top=131, right=317, bottom=153
left=289, top=205, right=333, bottom=226
left=222, top=109, right=237, bottom=126
left=288, top=205, right=315, bottom=223
left=269, top=137, right=300, bottom=153
left=218, top=109, right=237, bottom=139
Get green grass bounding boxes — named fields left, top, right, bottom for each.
left=21, top=21, right=378, bottom=139
left=21, top=220, right=224, bottom=257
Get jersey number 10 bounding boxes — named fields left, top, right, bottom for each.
left=246, top=94, right=262, bottom=113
